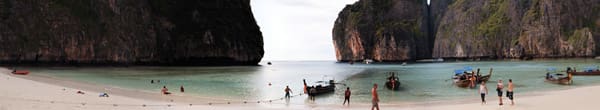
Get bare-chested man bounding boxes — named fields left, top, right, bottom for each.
left=371, top=84, right=379, bottom=110
left=507, top=79, right=514, bottom=105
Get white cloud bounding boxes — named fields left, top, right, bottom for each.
left=251, top=0, right=358, bottom=61
left=251, top=0, right=430, bottom=61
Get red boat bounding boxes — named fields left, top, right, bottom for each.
left=12, top=70, right=29, bottom=75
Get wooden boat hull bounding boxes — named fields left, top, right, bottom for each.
left=454, top=80, right=471, bottom=88
left=545, top=74, right=572, bottom=85
left=306, top=85, right=335, bottom=96
left=12, top=70, right=29, bottom=75
left=545, top=78, right=572, bottom=85
left=385, top=81, right=401, bottom=90
left=303, top=79, right=335, bottom=96
left=569, top=71, right=600, bottom=76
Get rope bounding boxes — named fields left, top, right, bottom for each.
left=0, top=93, right=308, bottom=107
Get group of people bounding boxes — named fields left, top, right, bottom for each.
left=479, top=79, right=514, bottom=106
left=285, top=84, right=376, bottom=109
left=151, top=80, right=186, bottom=95
left=161, top=85, right=185, bottom=95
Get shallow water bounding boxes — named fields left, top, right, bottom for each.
left=26, top=59, right=600, bottom=105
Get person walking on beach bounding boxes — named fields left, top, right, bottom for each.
left=497, top=80, right=504, bottom=105
left=371, top=84, right=380, bottom=110
left=284, top=86, right=293, bottom=99
left=507, top=79, right=514, bottom=105
left=479, top=82, right=488, bottom=104
left=343, top=87, right=351, bottom=106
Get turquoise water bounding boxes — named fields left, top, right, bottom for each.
left=26, top=59, right=600, bottom=105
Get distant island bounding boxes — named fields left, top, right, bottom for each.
left=0, top=0, right=263, bottom=66
left=333, top=0, right=600, bottom=62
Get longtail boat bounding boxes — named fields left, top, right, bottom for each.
left=385, top=72, right=401, bottom=90
left=545, top=68, right=573, bottom=85
left=477, top=68, right=493, bottom=83
left=303, top=79, right=335, bottom=96
left=11, top=70, right=29, bottom=75
left=569, top=67, right=600, bottom=75
left=452, top=67, right=476, bottom=88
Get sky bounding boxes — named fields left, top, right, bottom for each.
left=251, top=0, right=430, bottom=61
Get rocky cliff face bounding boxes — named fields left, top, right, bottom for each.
left=333, top=0, right=430, bottom=62
left=0, top=0, right=263, bottom=66
left=334, top=0, right=600, bottom=62
left=433, top=0, right=600, bottom=59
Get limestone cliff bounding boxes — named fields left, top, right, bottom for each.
left=334, top=0, right=600, bottom=62
left=433, top=0, right=600, bottom=59
left=0, top=0, right=263, bottom=66
left=333, top=0, right=430, bottom=62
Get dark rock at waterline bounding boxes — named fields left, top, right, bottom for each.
left=0, top=0, right=263, bottom=66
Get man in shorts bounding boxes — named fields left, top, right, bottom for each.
left=507, top=79, right=514, bottom=105
left=497, top=80, right=504, bottom=106
left=371, top=84, right=379, bottom=110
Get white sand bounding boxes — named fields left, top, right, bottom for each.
left=0, top=67, right=599, bottom=110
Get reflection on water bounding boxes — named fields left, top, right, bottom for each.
left=27, top=59, right=600, bottom=105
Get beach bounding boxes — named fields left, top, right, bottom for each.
left=2, top=67, right=600, bottom=110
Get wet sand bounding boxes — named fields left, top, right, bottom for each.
left=1, top=67, right=599, bottom=110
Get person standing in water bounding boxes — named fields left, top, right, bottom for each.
left=497, top=80, right=504, bottom=105
left=371, top=84, right=379, bottom=110
left=309, top=86, right=316, bottom=101
left=507, top=79, right=514, bottom=105
left=479, top=82, right=488, bottom=104
left=343, top=87, right=351, bottom=106
left=284, top=86, right=293, bottom=99
left=180, top=85, right=185, bottom=93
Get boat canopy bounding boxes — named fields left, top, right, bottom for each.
left=454, top=69, right=465, bottom=75
left=547, top=67, right=557, bottom=72
left=463, top=66, right=473, bottom=71
left=584, top=66, right=598, bottom=72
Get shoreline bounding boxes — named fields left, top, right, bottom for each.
left=3, top=67, right=600, bottom=109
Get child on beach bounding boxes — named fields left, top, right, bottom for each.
left=497, top=80, right=504, bottom=105
left=479, top=82, right=488, bottom=104
left=343, top=87, right=351, bottom=106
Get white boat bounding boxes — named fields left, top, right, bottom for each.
left=364, top=59, right=374, bottom=64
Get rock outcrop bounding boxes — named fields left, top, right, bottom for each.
left=333, top=0, right=430, bottom=62
left=0, top=0, right=263, bottom=66
left=433, top=0, right=600, bottom=59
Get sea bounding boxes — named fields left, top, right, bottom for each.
left=25, top=59, right=600, bottom=105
